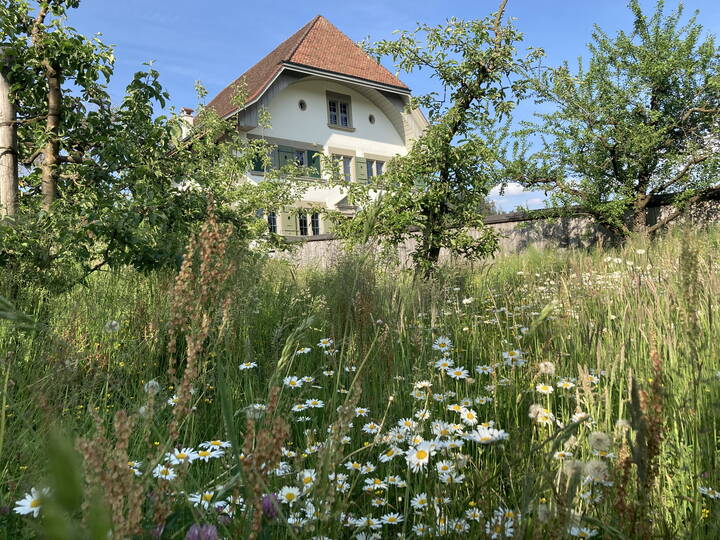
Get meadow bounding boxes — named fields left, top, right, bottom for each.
left=1, top=221, right=719, bottom=539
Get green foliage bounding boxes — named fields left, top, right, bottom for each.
left=328, top=3, right=544, bottom=277
left=510, top=0, right=720, bottom=235
left=0, top=1, right=304, bottom=293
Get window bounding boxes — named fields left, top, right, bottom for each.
left=294, top=150, right=306, bottom=166
left=274, top=146, right=321, bottom=177
left=327, top=92, right=352, bottom=129
left=365, top=159, right=386, bottom=178
left=298, top=212, right=308, bottom=236
left=311, top=212, right=320, bottom=235
left=267, top=212, right=277, bottom=234
left=333, top=154, right=353, bottom=182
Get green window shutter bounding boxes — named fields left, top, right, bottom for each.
left=277, top=145, right=295, bottom=169
left=307, top=151, right=321, bottom=178
left=355, top=157, right=368, bottom=183
left=281, top=211, right=298, bottom=236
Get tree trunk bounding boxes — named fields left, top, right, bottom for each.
left=631, top=193, right=651, bottom=234
left=41, top=62, right=61, bottom=211
left=0, top=65, right=18, bottom=219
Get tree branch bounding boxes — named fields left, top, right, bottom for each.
left=648, top=152, right=711, bottom=196
left=681, top=107, right=720, bottom=123
left=646, top=184, right=720, bottom=234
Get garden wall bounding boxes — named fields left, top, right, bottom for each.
left=277, top=198, right=720, bottom=268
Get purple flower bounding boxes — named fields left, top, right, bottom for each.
left=262, top=493, right=279, bottom=520
left=184, top=524, right=218, bottom=540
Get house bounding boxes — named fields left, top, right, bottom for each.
left=201, top=15, right=427, bottom=237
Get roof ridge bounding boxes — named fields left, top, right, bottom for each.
left=285, top=15, right=322, bottom=63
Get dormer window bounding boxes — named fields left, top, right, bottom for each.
left=327, top=92, right=353, bottom=130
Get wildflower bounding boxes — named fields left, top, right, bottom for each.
left=554, top=451, right=573, bottom=460
left=196, top=448, right=223, bottom=462
left=360, top=462, right=376, bottom=474
left=188, top=491, right=215, bottom=509
left=411, top=492, right=429, bottom=510
left=412, top=523, right=430, bottom=536
left=144, top=379, right=160, bottom=395
left=699, top=487, right=720, bottom=499
left=364, top=477, right=387, bottom=491
left=166, top=447, right=198, bottom=465
left=406, top=442, right=433, bottom=472
left=239, top=361, right=257, bottom=370
left=322, top=369, right=334, bottom=376
left=536, top=383, right=554, bottom=395
left=584, top=459, right=609, bottom=482
left=296, top=347, right=312, bottom=354
left=414, top=380, right=432, bottom=389
left=557, top=378, right=576, bottom=389
left=414, top=409, right=431, bottom=421
left=301, top=375, right=315, bottom=383
left=200, top=439, right=231, bottom=450
left=486, top=514, right=514, bottom=538
left=104, top=320, right=120, bottom=333
left=436, top=460, right=454, bottom=474
left=184, top=524, right=219, bottom=540
left=571, top=411, right=590, bottom=423
left=502, top=349, right=524, bottom=363
left=317, top=338, right=334, bottom=348
left=152, top=464, right=176, bottom=481
left=588, top=431, right=611, bottom=452
left=14, top=487, right=50, bottom=518
left=167, top=394, right=179, bottom=407
left=262, top=494, right=280, bottom=519
left=379, top=446, right=402, bottom=463
left=447, top=366, right=469, bottom=380
left=475, top=365, right=494, bottom=375
left=433, top=336, right=453, bottom=352
left=434, top=358, right=454, bottom=370
left=569, top=527, right=599, bottom=538
left=298, top=469, right=316, bottom=490
left=284, top=376, right=303, bottom=389
left=538, top=361, right=556, bottom=375
left=291, top=403, right=308, bottom=412
left=355, top=407, right=370, bottom=417
left=460, top=408, right=479, bottom=426
left=466, top=508, right=483, bottom=521
left=398, top=418, right=416, bottom=430
left=304, top=398, right=324, bottom=408
left=278, top=486, right=301, bottom=505
left=381, top=512, right=403, bottom=525
left=466, top=426, right=509, bottom=444
left=475, top=396, right=493, bottom=405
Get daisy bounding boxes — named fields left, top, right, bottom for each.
left=301, top=376, right=315, bottom=384
left=291, top=403, right=308, bottom=412
left=414, top=409, right=431, bottom=421
left=536, top=383, right=554, bottom=395
left=298, top=469, right=316, bottom=490
left=355, top=407, right=370, bottom=417
left=278, top=486, right=301, bottom=505
left=699, top=486, right=720, bottom=499
left=460, top=408, right=479, bottom=426
left=364, top=477, right=387, bottom=491
left=14, top=487, right=50, bottom=518
left=406, top=442, right=434, bottom=472
left=433, top=336, right=453, bottom=352
left=397, top=418, right=416, bottom=430
left=557, top=378, right=576, bottom=389
left=379, top=446, right=402, bottom=463
left=447, top=366, right=469, bottom=380
left=362, top=422, right=381, bottom=434
left=411, top=492, right=429, bottom=510
left=436, top=460, right=454, bottom=474
left=152, top=464, right=176, bottom=481
left=284, top=376, right=303, bottom=389
left=188, top=491, right=215, bottom=509
left=322, top=369, right=335, bottom=376
left=304, top=398, right=324, bottom=408
left=569, top=527, right=599, bottom=538
left=475, top=364, right=494, bottom=375
left=434, top=358, right=454, bottom=370
left=200, top=439, right=231, bottom=449
left=554, top=450, right=573, bottom=459
left=196, top=448, right=223, bottom=462
left=381, top=512, right=403, bottom=525
left=239, top=361, right=257, bottom=370
left=296, top=347, right=312, bottom=354
left=167, top=394, right=178, bottom=407
left=165, top=447, right=198, bottom=465
left=317, top=338, right=334, bottom=348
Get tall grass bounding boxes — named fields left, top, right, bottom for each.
left=1, top=226, right=719, bottom=539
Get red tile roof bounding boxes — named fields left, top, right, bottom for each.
left=205, top=15, right=409, bottom=119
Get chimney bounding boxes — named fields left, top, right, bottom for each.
left=179, top=107, right=194, bottom=139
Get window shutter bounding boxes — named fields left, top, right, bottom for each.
left=282, top=211, right=299, bottom=236
left=355, top=157, right=368, bottom=183
left=307, top=151, right=322, bottom=178
left=277, top=145, right=295, bottom=168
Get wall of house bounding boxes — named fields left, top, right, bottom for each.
left=248, top=78, right=407, bottom=158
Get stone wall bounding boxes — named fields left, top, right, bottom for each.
left=277, top=199, right=719, bottom=268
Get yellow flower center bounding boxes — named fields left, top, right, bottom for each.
left=210, top=440, right=221, bottom=446
left=202, top=493, right=213, bottom=502
left=285, top=493, right=296, bottom=501
left=199, top=450, right=210, bottom=457
left=303, top=477, right=313, bottom=484
left=30, top=499, right=41, bottom=508
left=177, top=453, right=187, bottom=459
left=161, top=468, right=169, bottom=475
left=415, top=450, right=428, bottom=460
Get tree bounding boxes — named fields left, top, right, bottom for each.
left=328, top=1, right=542, bottom=277
left=510, top=0, right=720, bottom=236
left=0, top=0, right=303, bottom=291
left=0, top=43, right=17, bottom=218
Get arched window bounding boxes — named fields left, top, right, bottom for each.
left=311, top=212, right=320, bottom=235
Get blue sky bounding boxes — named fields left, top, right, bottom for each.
left=67, top=0, right=720, bottom=211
